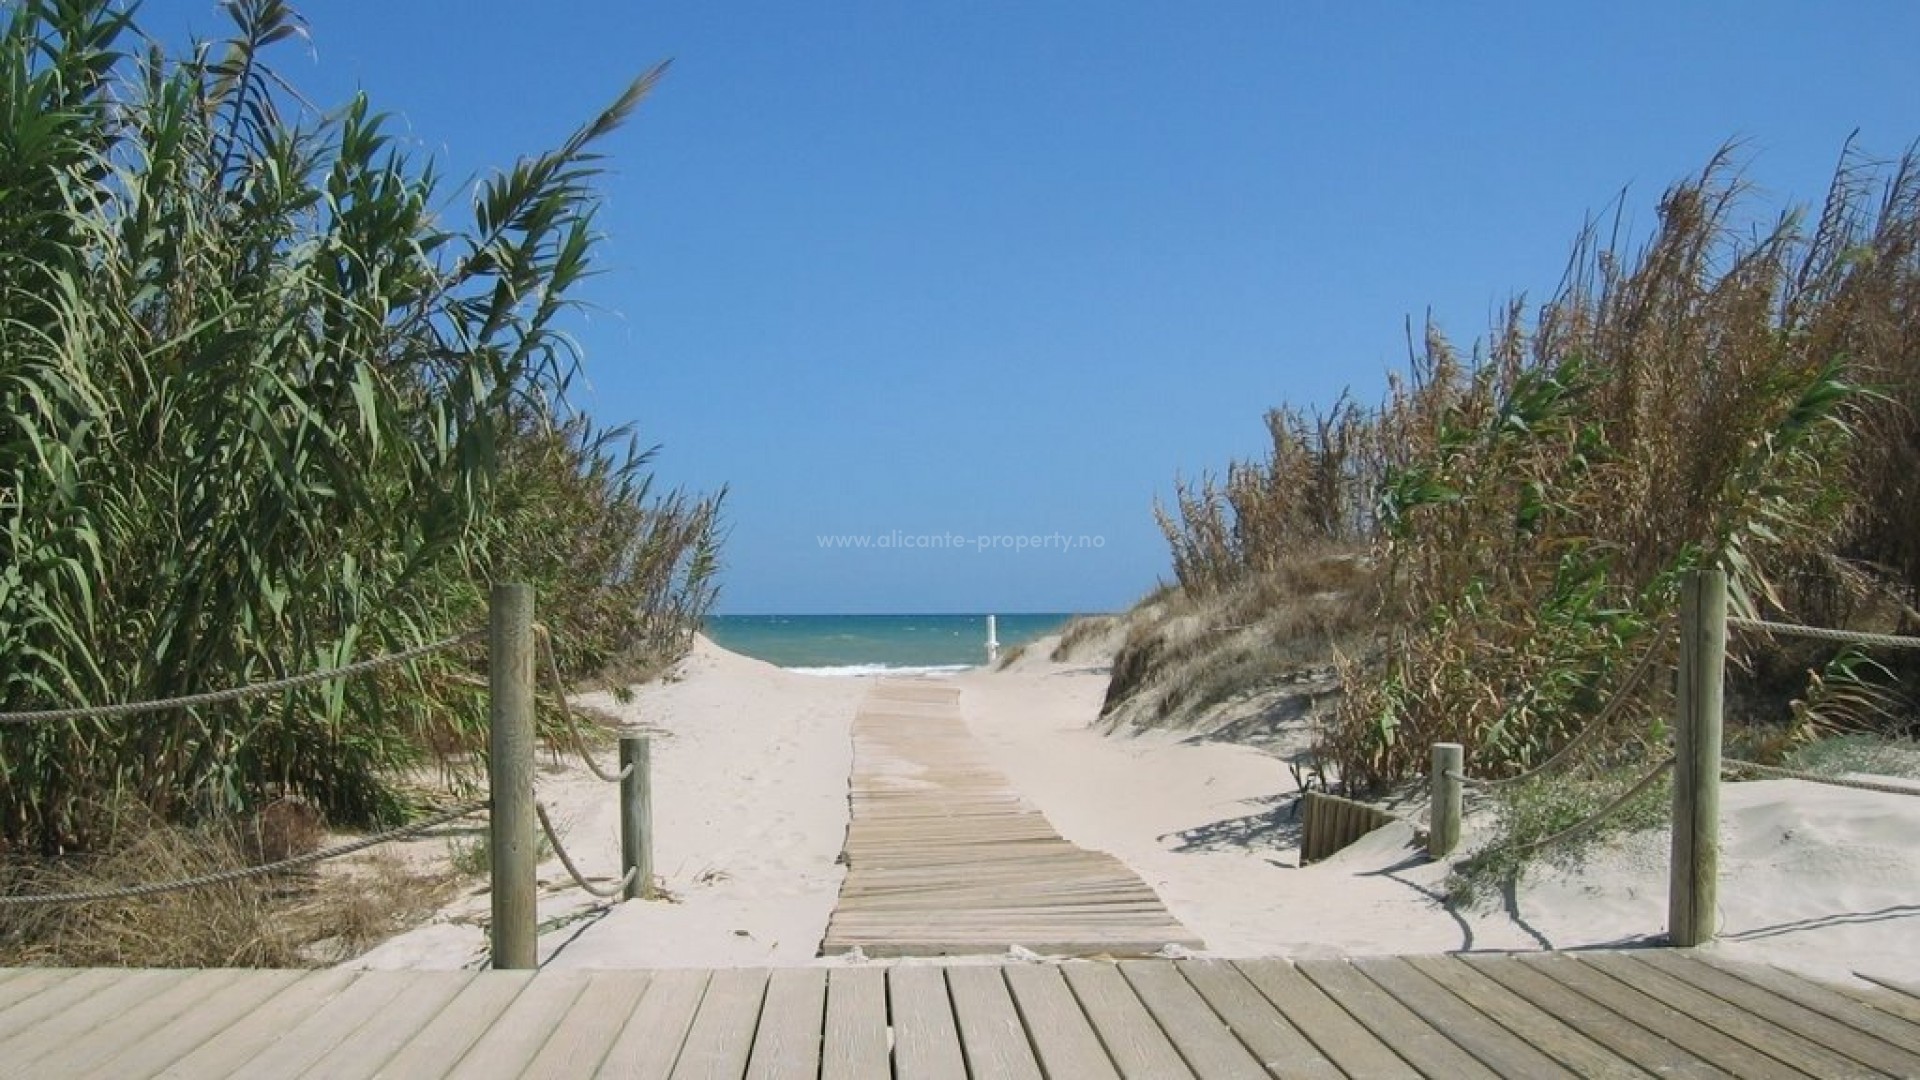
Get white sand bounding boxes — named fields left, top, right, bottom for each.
left=352, top=637, right=1920, bottom=988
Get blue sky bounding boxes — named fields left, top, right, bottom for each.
left=143, top=2, right=1920, bottom=614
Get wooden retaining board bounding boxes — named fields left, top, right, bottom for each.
left=2, top=953, right=1918, bottom=1077
left=822, top=678, right=1203, bottom=958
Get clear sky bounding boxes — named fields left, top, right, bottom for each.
left=140, top=1, right=1920, bottom=614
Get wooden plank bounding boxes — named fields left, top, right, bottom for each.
left=1119, top=961, right=1265, bottom=1079
left=1460, top=954, right=1729, bottom=1080
left=522, top=972, right=654, bottom=1079
left=1632, top=951, right=1920, bottom=1078
left=1689, top=952, right=1920, bottom=1056
left=1234, top=958, right=1419, bottom=1080
left=946, top=966, right=1043, bottom=1080
left=1582, top=952, right=1879, bottom=1079
left=671, top=967, right=770, bottom=1080
left=1061, top=963, right=1194, bottom=1079
left=1517, top=954, right=1798, bottom=1079
left=378, top=971, right=536, bottom=1080
left=1296, top=958, right=1499, bottom=1079
left=597, top=968, right=712, bottom=1080
left=1402, top=956, right=1650, bottom=1080
left=1175, top=959, right=1342, bottom=1080
left=32, top=969, right=299, bottom=1079
left=890, top=965, right=968, bottom=1080
left=0, top=967, right=126, bottom=1043
left=820, top=967, right=889, bottom=1080
left=0, top=968, right=197, bottom=1077
left=152, top=968, right=363, bottom=1078
left=0, top=968, right=77, bottom=1016
left=746, top=968, right=827, bottom=1080
left=1858, top=970, right=1920, bottom=1005
left=217, top=970, right=419, bottom=1078
left=89, top=969, right=314, bottom=1080
left=299, top=971, right=475, bottom=1079
left=1352, top=955, right=1580, bottom=1079
left=1003, top=963, right=1120, bottom=1080
left=444, top=970, right=594, bottom=1079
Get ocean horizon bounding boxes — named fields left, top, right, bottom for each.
left=704, top=612, right=1085, bottom=675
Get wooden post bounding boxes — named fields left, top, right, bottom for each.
left=621, top=733, right=653, bottom=901
left=986, top=615, right=1000, bottom=664
left=1430, top=742, right=1463, bottom=859
left=1670, top=566, right=1727, bottom=947
left=489, top=582, right=538, bottom=970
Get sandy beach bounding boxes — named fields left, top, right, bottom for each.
left=352, top=636, right=1920, bottom=988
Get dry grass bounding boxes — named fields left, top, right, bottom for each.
left=0, top=804, right=458, bottom=968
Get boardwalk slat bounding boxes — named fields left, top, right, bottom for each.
left=152, top=968, right=363, bottom=1078
left=1003, top=963, right=1121, bottom=1080
left=1296, top=958, right=1500, bottom=1079
left=1062, top=962, right=1196, bottom=1079
left=293, top=970, right=475, bottom=1079
left=376, top=970, right=534, bottom=1080
left=1175, top=959, right=1342, bottom=1080
left=1517, top=954, right=1801, bottom=1079
left=1234, top=958, right=1419, bottom=1079
left=826, top=679, right=1199, bottom=957
left=746, top=968, right=827, bottom=1080
left=890, top=965, right=968, bottom=1080
left=946, top=966, right=1043, bottom=1080
left=1352, top=955, right=1581, bottom=1079
left=1633, top=951, right=1920, bottom=1078
left=448, top=970, right=594, bottom=1079
left=1120, top=961, right=1266, bottom=1080
left=92, top=968, right=317, bottom=1080
left=1459, top=953, right=1730, bottom=1080
left=31, top=968, right=298, bottom=1079
left=598, top=968, right=713, bottom=1080
left=1401, top=956, right=1651, bottom=1080
left=217, top=970, right=418, bottom=1078
left=0, top=967, right=128, bottom=1044
left=820, top=967, right=889, bottom=1080
left=0, top=968, right=193, bottom=1078
left=0, top=968, right=77, bottom=1016
left=672, top=967, right=771, bottom=1080
left=1690, top=952, right=1920, bottom=1055
left=1583, top=952, right=1882, bottom=1079
left=522, top=972, right=655, bottom=1079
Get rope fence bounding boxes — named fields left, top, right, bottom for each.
left=532, top=623, right=633, bottom=785
left=0, top=800, right=489, bottom=907
left=1723, top=757, right=1920, bottom=798
left=1726, top=616, right=1920, bottom=651
left=0, top=630, right=485, bottom=725
left=535, top=801, right=639, bottom=900
left=0, top=585, right=657, bottom=969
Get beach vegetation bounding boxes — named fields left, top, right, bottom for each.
left=1121, top=141, right=1920, bottom=813
left=0, top=0, right=720, bottom=860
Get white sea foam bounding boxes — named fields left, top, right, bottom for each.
left=784, top=663, right=972, bottom=679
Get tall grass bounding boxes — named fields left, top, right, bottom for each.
left=1128, top=143, right=1920, bottom=792
left=0, top=0, right=720, bottom=853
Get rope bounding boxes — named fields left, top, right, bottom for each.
left=1723, top=758, right=1920, bottom=798
left=1502, top=755, right=1675, bottom=857
left=534, top=801, right=636, bottom=900
left=532, top=624, right=632, bottom=784
left=0, top=630, right=485, bottom=725
left=1726, top=617, right=1920, bottom=650
left=0, top=800, right=490, bottom=906
left=1459, top=630, right=1669, bottom=790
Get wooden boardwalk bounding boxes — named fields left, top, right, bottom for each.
left=822, top=679, right=1202, bottom=958
left=3, top=952, right=1919, bottom=1077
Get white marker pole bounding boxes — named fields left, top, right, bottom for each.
left=986, top=614, right=1000, bottom=664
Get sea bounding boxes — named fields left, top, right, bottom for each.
left=704, top=613, right=1081, bottom=677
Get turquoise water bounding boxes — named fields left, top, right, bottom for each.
left=706, top=613, right=1081, bottom=674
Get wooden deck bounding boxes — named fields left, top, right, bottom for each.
left=822, top=679, right=1202, bottom=958
left=2, top=952, right=1918, bottom=1077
